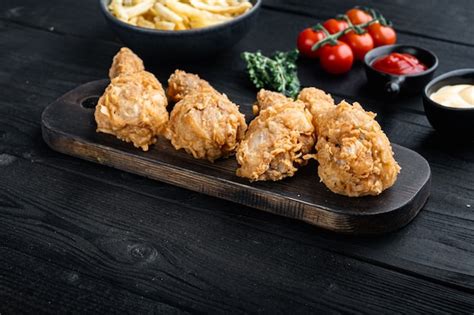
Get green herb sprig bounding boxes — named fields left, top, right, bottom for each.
left=241, top=49, right=300, bottom=98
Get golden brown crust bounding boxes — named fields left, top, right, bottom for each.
left=167, top=69, right=214, bottom=103
left=95, top=71, right=168, bottom=151
left=166, top=71, right=247, bottom=162
left=96, top=49, right=169, bottom=152
left=298, top=87, right=401, bottom=197
left=108, top=47, right=145, bottom=79
left=236, top=90, right=315, bottom=181
left=315, top=101, right=400, bottom=196
left=297, top=87, right=335, bottom=135
left=253, top=89, right=289, bottom=113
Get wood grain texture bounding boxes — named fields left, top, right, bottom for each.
left=41, top=80, right=431, bottom=234
left=0, top=10, right=473, bottom=283
left=1, top=0, right=474, bottom=312
left=1, top=157, right=473, bottom=313
left=263, top=0, right=474, bottom=46
left=1, top=0, right=473, bottom=46
left=0, top=248, right=182, bottom=314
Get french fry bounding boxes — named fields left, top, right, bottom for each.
left=163, top=0, right=203, bottom=17
left=226, top=0, right=241, bottom=5
left=137, top=16, right=156, bottom=28
left=189, top=12, right=231, bottom=28
left=129, top=16, right=139, bottom=25
left=189, top=0, right=251, bottom=14
left=175, top=21, right=188, bottom=30
left=108, top=0, right=253, bottom=31
left=206, top=0, right=228, bottom=6
left=154, top=19, right=176, bottom=30
left=124, top=0, right=154, bottom=18
left=109, top=0, right=130, bottom=20
left=154, top=2, right=184, bottom=23
left=219, top=0, right=231, bottom=7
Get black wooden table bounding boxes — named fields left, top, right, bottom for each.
left=1, top=0, right=473, bottom=313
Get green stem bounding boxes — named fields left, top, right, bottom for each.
left=311, top=16, right=381, bottom=51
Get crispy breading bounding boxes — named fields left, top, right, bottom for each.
left=236, top=90, right=315, bottom=181
left=95, top=48, right=168, bottom=151
left=298, top=88, right=401, bottom=197
left=166, top=70, right=247, bottom=162
left=297, top=87, right=335, bottom=134
left=108, top=47, right=145, bottom=79
left=167, top=70, right=214, bottom=103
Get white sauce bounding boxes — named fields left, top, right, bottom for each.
left=430, top=84, right=474, bottom=109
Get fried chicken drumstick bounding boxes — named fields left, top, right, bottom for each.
left=95, top=48, right=168, bottom=151
left=298, top=88, right=401, bottom=197
left=236, top=90, right=315, bottom=181
left=166, top=70, right=247, bottom=162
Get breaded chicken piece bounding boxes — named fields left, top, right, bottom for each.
left=298, top=88, right=400, bottom=197
left=108, top=47, right=145, bottom=79
left=166, top=70, right=247, bottom=162
left=167, top=70, right=214, bottom=103
left=297, top=87, right=335, bottom=134
left=236, top=90, right=315, bottom=181
left=95, top=48, right=168, bottom=151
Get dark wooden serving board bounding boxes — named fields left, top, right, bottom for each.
left=41, top=80, right=431, bottom=234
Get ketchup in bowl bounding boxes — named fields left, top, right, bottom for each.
left=372, top=52, right=427, bottom=75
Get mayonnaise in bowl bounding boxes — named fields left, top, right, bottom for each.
left=430, top=84, right=474, bottom=109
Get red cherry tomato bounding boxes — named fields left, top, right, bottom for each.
left=322, top=18, right=349, bottom=34
left=340, top=31, right=374, bottom=60
left=368, top=22, right=397, bottom=47
left=346, top=8, right=372, bottom=25
left=319, top=41, right=354, bottom=74
left=297, top=28, right=327, bottom=58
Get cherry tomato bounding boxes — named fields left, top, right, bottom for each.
left=340, top=31, right=374, bottom=60
left=346, top=8, right=372, bottom=25
left=297, top=28, right=326, bottom=58
left=368, top=23, right=397, bottom=47
left=322, top=18, right=349, bottom=34
left=319, top=41, right=354, bottom=74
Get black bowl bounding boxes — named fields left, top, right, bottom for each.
left=364, top=44, right=438, bottom=97
left=99, top=0, right=261, bottom=60
left=422, top=69, right=474, bottom=135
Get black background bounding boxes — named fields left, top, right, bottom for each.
left=0, top=0, right=473, bottom=313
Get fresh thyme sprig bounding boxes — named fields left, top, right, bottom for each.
left=241, top=49, right=300, bottom=98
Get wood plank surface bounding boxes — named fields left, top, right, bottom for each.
left=0, top=248, right=181, bottom=313
left=1, top=0, right=473, bottom=46
left=0, top=10, right=473, bottom=284
left=1, top=158, right=473, bottom=313
left=0, top=0, right=474, bottom=312
left=0, top=11, right=473, bottom=286
left=41, top=80, right=431, bottom=234
left=263, top=0, right=474, bottom=46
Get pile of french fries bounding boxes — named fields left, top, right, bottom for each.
left=109, top=0, right=253, bottom=31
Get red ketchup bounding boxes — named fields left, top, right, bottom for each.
left=372, top=52, right=427, bottom=75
